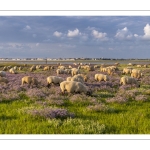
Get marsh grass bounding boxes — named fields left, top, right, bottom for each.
left=1, top=62, right=150, bottom=134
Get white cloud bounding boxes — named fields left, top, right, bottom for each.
left=134, top=34, right=138, bottom=37
left=92, top=30, right=107, bottom=40
left=36, top=43, right=39, bottom=46
left=67, top=28, right=81, bottom=37
left=115, top=27, right=133, bottom=40
left=24, top=25, right=31, bottom=30
left=143, top=24, right=150, bottom=39
left=53, top=31, right=62, bottom=37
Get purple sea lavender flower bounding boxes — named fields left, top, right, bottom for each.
left=29, top=108, right=75, bottom=119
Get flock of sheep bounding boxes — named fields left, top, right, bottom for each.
left=0, top=62, right=147, bottom=96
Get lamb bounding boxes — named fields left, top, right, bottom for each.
left=95, top=74, right=109, bottom=82
left=21, top=76, right=39, bottom=86
left=0, top=76, right=9, bottom=84
left=47, top=76, right=64, bottom=88
left=120, top=76, right=140, bottom=87
left=60, top=81, right=92, bottom=95
left=0, top=71, right=6, bottom=77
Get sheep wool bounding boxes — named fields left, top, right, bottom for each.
left=95, top=74, right=109, bottom=82
left=47, top=76, right=64, bottom=87
left=60, top=81, right=91, bottom=95
left=120, top=76, right=140, bottom=87
left=22, top=76, right=38, bottom=86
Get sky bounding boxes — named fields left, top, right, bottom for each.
left=0, top=16, right=150, bottom=59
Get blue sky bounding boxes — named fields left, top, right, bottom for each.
left=0, top=16, right=150, bottom=59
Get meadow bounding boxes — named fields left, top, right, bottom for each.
left=1, top=61, right=150, bottom=134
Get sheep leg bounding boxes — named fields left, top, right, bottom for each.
left=47, top=83, right=51, bottom=88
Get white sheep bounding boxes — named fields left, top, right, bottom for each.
left=60, top=81, right=92, bottom=95
left=47, top=76, right=64, bottom=87
left=95, top=74, right=109, bottom=82
left=58, top=65, right=65, bottom=70
left=122, top=68, right=133, bottom=75
left=43, top=66, right=51, bottom=71
left=131, top=69, right=142, bottom=79
left=56, top=69, right=66, bottom=75
left=71, top=68, right=80, bottom=76
left=0, top=71, right=6, bottom=77
left=21, top=76, right=39, bottom=86
left=9, top=68, right=17, bottom=74
left=0, top=76, right=9, bottom=84
left=120, top=76, right=140, bottom=87
left=3, top=66, right=8, bottom=71
left=30, top=65, right=36, bottom=71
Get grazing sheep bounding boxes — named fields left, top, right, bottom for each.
left=120, top=76, right=140, bottom=87
left=24, top=64, right=27, bottom=67
left=0, top=76, right=9, bottom=84
left=107, top=67, right=115, bottom=75
left=86, top=65, right=95, bottom=71
left=143, top=64, right=148, bottom=68
left=58, top=65, right=65, bottom=70
left=51, top=66, right=55, bottom=69
left=95, top=74, right=109, bottom=82
left=75, top=74, right=88, bottom=82
left=122, top=68, right=133, bottom=75
left=21, top=76, right=38, bottom=86
left=47, top=76, right=64, bottom=87
left=131, top=69, right=142, bottom=79
left=13, top=66, right=18, bottom=70
left=66, top=74, right=88, bottom=83
left=43, top=66, right=51, bottom=71
left=70, top=75, right=84, bottom=83
left=30, top=65, right=36, bottom=72
left=60, top=81, right=92, bottom=95
left=137, top=65, right=142, bottom=68
left=18, top=66, right=23, bottom=71
left=0, top=71, right=6, bottom=77
left=71, top=68, right=80, bottom=76
left=3, top=66, right=8, bottom=71
left=65, top=69, right=72, bottom=74
left=56, top=69, right=66, bottom=75
left=9, top=68, right=17, bottom=74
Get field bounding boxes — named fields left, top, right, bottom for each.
left=1, top=61, right=150, bottom=134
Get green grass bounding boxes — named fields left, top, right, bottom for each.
left=1, top=92, right=150, bottom=134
